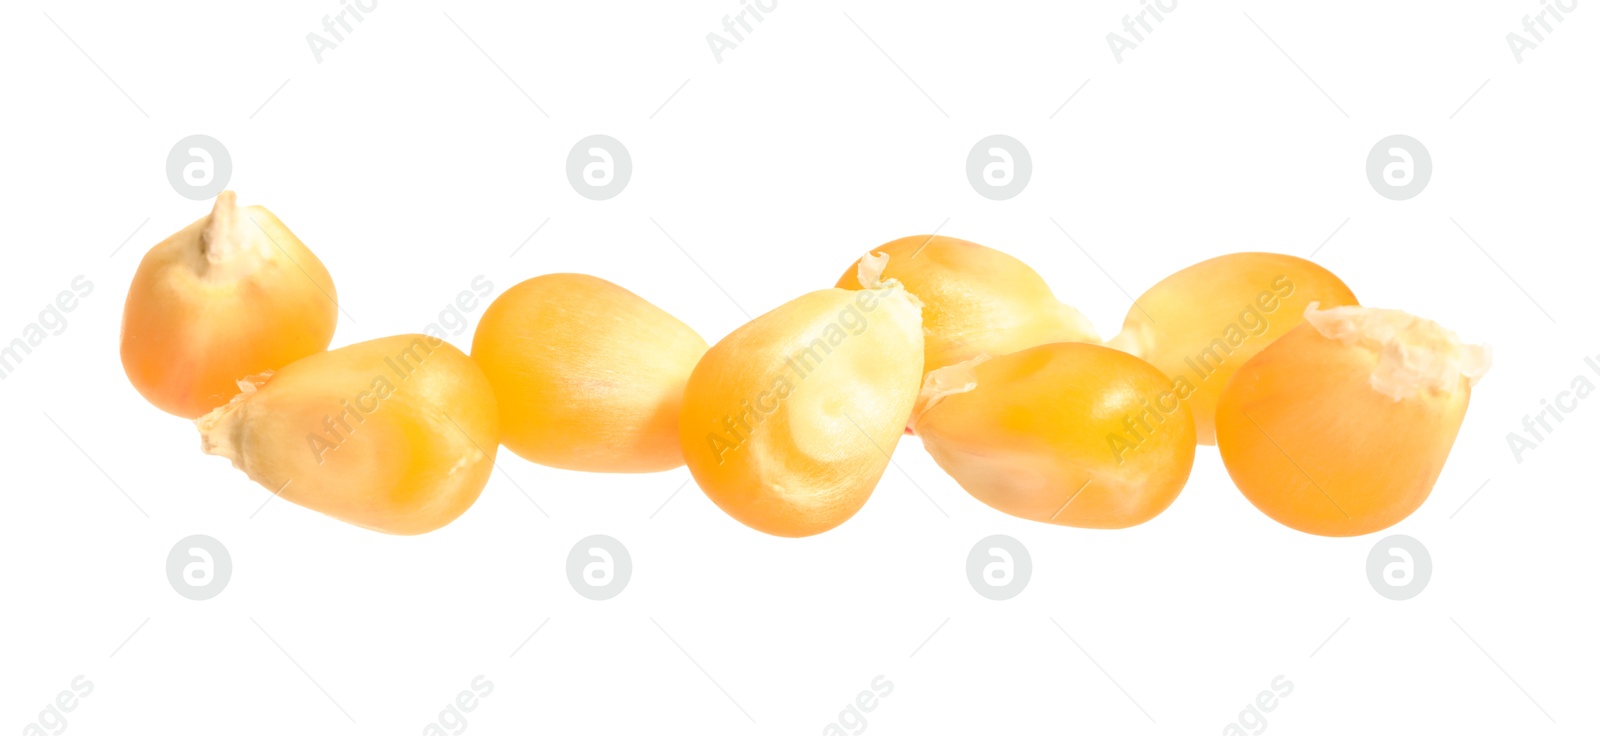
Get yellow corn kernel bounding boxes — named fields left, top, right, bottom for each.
left=836, top=235, right=1098, bottom=379
left=1108, top=252, right=1357, bottom=445
left=915, top=343, right=1197, bottom=529
left=196, top=334, right=498, bottom=535
left=471, top=274, right=708, bottom=473
left=1215, top=304, right=1490, bottom=537
left=121, top=191, right=338, bottom=419
left=679, top=260, right=923, bottom=537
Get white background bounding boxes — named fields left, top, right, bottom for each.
left=1, top=1, right=1595, bottom=733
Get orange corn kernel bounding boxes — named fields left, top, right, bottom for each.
left=680, top=260, right=924, bottom=537
left=121, top=191, right=338, bottom=418
left=835, top=235, right=1098, bottom=380
left=1108, top=252, right=1357, bottom=445
left=1216, top=304, right=1490, bottom=537
left=471, top=274, right=708, bottom=473
left=914, top=342, right=1197, bottom=529
left=197, top=334, right=499, bottom=535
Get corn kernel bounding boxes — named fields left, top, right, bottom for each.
left=914, top=342, right=1197, bottom=529
left=121, top=191, right=338, bottom=418
left=196, top=334, right=499, bottom=535
left=1215, top=304, right=1490, bottom=536
left=471, top=274, right=707, bottom=473
left=679, top=264, right=924, bottom=537
left=1108, top=252, right=1357, bottom=445
left=836, top=235, right=1098, bottom=382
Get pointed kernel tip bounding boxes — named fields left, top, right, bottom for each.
left=202, top=190, right=247, bottom=261
left=235, top=371, right=273, bottom=393
left=856, top=251, right=890, bottom=289
left=912, top=354, right=989, bottom=430
left=194, top=371, right=272, bottom=459
left=1303, top=302, right=1491, bottom=401
left=855, top=251, right=923, bottom=310
left=857, top=252, right=921, bottom=310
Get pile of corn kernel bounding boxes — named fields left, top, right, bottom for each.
left=121, top=193, right=1490, bottom=538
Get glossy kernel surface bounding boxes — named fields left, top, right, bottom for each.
left=916, top=342, right=1197, bottom=529
left=679, top=277, right=923, bottom=537
left=1215, top=305, right=1488, bottom=536
left=836, top=235, right=1097, bottom=380
left=1109, top=252, right=1357, bottom=444
left=472, top=274, right=707, bottom=473
left=122, top=192, right=338, bottom=418
left=197, top=334, right=498, bottom=535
